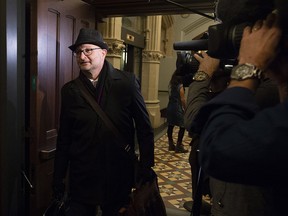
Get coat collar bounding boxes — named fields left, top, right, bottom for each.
left=104, top=60, right=122, bottom=80
left=77, top=60, right=122, bottom=105
left=98, top=60, right=123, bottom=106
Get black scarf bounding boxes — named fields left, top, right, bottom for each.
left=78, top=60, right=109, bottom=107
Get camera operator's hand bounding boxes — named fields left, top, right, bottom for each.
left=238, top=13, right=282, bottom=70
left=194, top=51, right=220, bottom=77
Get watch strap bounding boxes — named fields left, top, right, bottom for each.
left=231, top=63, right=263, bottom=80
left=193, top=71, right=210, bottom=81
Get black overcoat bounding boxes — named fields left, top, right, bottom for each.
left=53, top=60, right=154, bottom=205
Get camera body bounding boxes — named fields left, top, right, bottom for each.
left=173, top=0, right=287, bottom=85
left=176, top=51, right=235, bottom=87
left=207, top=22, right=248, bottom=59
left=176, top=52, right=200, bottom=87
left=174, top=0, right=278, bottom=56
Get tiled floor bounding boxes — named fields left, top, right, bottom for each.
left=153, top=126, right=193, bottom=215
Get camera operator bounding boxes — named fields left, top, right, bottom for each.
left=184, top=49, right=280, bottom=215
left=183, top=52, right=221, bottom=215
left=193, top=12, right=288, bottom=215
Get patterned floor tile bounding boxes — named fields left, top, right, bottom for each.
left=153, top=127, right=193, bottom=211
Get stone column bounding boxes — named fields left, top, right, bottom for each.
left=98, top=17, right=125, bottom=69
left=142, top=16, right=163, bottom=128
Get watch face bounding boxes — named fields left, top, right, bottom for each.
left=231, top=63, right=262, bottom=80
left=193, top=71, right=209, bottom=81
left=236, top=65, right=253, bottom=77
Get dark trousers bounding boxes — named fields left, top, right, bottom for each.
left=188, top=137, right=210, bottom=199
left=189, top=139, right=200, bottom=200
left=167, top=125, right=185, bottom=143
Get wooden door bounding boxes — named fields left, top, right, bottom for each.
left=28, top=0, right=96, bottom=215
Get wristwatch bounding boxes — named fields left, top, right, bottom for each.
left=193, top=71, right=210, bottom=81
left=231, top=63, right=263, bottom=80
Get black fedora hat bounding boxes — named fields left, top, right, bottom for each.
left=69, top=28, right=109, bottom=51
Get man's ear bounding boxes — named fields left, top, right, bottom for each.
left=100, top=49, right=107, bottom=58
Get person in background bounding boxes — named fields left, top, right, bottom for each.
left=52, top=28, right=154, bottom=216
left=166, top=65, right=189, bottom=153
left=194, top=13, right=288, bottom=215
left=183, top=52, right=222, bottom=214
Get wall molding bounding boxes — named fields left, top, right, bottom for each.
left=182, top=16, right=212, bottom=36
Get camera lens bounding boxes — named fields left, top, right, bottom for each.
left=228, top=22, right=251, bottom=56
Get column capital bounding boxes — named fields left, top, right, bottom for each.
left=142, top=50, right=163, bottom=62
left=105, top=38, right=125, bottom=56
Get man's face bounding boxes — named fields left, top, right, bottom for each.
left=74, top=44, right=107, bottom=72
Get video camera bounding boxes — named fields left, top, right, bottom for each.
left=175, top=31, right=235, bottom=87
left=173, top=0, right=288, bottom=86
left=176, top=51, right=235, bottom=87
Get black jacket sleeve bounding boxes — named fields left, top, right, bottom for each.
left=196, top=87, right=288, bottom=185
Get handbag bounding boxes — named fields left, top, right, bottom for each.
left=75, top=78, right=167, bottom=216
left=124, top=163, right=167, bottom=216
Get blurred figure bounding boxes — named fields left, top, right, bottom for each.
left=194, top=13, right=288, bottom=216
left=185, top=50, right=280, bottom=216
left=166, top=65, right=189, bottom=153
left=183, top=52, right=222, bottom=215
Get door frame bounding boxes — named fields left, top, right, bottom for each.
left=0, top=0, right=27, bottom=215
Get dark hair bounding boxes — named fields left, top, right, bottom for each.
left=169, top=66, right=186, bottom=87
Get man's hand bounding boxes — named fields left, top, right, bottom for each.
left=194, top=51, right=220, bottom=77
left=238, top=13, right=282, bottom=70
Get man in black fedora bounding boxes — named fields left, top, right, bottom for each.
left=52, top=28, right=155, bottom=216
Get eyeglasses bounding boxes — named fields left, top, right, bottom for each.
left=73, top=48, right=102, bottom=57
